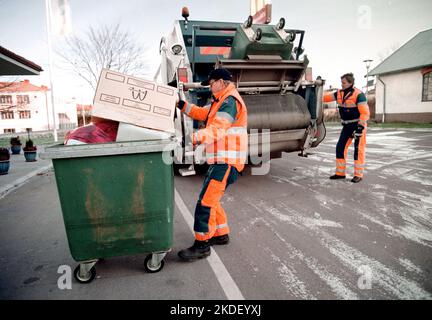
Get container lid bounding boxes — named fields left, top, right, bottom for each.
left=40, top=138, right=177, bottom=160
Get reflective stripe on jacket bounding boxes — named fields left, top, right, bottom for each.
left=181, top=83, right=248, bottom=172
left=324, top=87, right=370, bottom=124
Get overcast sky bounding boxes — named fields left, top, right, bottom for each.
left=1, top=0, right=431, bottom=103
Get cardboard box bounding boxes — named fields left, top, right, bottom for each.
left=92, top=69, right=176, bottom=133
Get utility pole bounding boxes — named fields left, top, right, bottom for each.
left=363, top=59, right=373, bottom=95
left=45, top=0, right=58, bottom=142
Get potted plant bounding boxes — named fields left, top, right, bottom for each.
left=23, top=139, right=37, bottom=162
left=10, top=136, right=22, bottom=154
left=0, top=147, right=10, bottom=175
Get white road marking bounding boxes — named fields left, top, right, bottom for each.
left=372, top=154, right=432, bottom=170
left=174, top=188, right=245, bottom=300
left=399, top=258, right=423, bottom=275
left=252, top=197, right=432, bottom=299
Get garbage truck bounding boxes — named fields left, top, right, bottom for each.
left=156, top=9, right=326, bottom=175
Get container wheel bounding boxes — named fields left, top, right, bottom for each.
left=74, top=265, right=96, bottom=284
left=255, top=28, right=263, bottom=41
left=144, top=254, right=165, bottom=273
left=244, top=15, right=253, bottom=28
left=276, top=17, right=285, bottom=30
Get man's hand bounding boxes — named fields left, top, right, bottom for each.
left=176, top=99, right=186, bottom=110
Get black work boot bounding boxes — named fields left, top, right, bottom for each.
left=178, top=240, right=211, bottom=261
left=351, top=176, right=363, bottom=183
left=209, top=234, right=230, bottom=246
left=330, top=174, right=346, bottom=180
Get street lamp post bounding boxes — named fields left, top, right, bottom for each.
left=363, top=59, right=373, bottom=95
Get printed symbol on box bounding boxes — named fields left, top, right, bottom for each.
left=105, top=72, right=125, bottom=83
left=127, top=78, right=155, bottom=90
left=157, top=86, right=174, bottom=96
left=122, top=99, right=151, bottom=112
left=100, top=94, right=120, bottom=105
left=153, top=106, right=171, bottom=117
left=129, top=87, right=147, bottom=101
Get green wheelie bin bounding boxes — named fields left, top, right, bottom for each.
left=40, top=139, right=175, bottom=284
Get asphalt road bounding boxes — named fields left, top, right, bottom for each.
left=1, top=127, right=431, bottom=300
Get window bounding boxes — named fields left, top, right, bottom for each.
left=4, top=128, right=15, bottom=133
left=423, top=71, right=432, bottom=102
left=1, top=110, right=14, bottom=119
left=17, top=95, right=30, bottom=104
left=0, top=95, right=12, bottom=104
left=19, top=110, right=31, bottom=119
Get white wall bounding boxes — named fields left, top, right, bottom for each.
left=0, top=91, right=50, bottom=133
left=0, top=90, right=77, bottom=134
left=375, top=69, right=432, bottom=116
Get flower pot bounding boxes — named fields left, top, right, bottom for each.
left=11, top=145, right=21, bottom=155
left=24, top=151, right=37, bottom=162
left=0, top=160, right=10, bottom=175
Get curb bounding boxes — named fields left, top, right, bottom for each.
left=0, top=164, right=53, bottom=200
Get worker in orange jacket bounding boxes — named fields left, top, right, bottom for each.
left=177, top=68, right=248, bottom=261
left=323, top=73, right=370, bottom=183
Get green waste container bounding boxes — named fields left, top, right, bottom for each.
left=41, top=139, right=176, bottom=283
left=230, top=24, right=294, bottom=60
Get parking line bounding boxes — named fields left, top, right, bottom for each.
left=174, top=188, right=245, bottom=300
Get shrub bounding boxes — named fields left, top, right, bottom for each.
left=23, top=139, right=37, bottom=151
left=0, top=147, right=10, bottom=161
left=10, top=136, right=22, bottom=146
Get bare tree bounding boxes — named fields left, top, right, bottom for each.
left=378, top=43, right=400, bottom=62
left=56, top=23, right=150, bottom=90
left=0, top=78, right=22, bottom=112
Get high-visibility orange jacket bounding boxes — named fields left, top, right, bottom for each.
left=181, top=83, right=248, bottom=172
left=324, top=87, right=369, bottom=125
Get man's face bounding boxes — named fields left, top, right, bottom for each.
left=209, top=79, right=224, bottom=94
left=341, top=78, right=352, bottom=90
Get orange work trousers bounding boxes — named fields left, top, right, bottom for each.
left=194, top=164, right=238, bottom=241
left=335, top=123, right=367, bottom=178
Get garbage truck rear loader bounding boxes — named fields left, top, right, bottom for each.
left=157, top=12, right=326, bottom=174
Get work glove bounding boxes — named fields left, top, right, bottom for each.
left=354, top=124, right=365, bottom=138
left=176, top=99, right=186, bottom=110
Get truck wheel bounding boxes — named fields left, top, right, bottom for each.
left=74, top=265, right=96, bottom=284
left=144, top=254, right=165, bottom=273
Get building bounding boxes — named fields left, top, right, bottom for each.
left=0, top=46, right=43, bottom=76
left=76, top=104, right=92, bottom=127
left=0, top=80, right=77, bottom=134
left=370, top=29, right=432, bottom=123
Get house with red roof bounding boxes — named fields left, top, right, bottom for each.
left=0, top=80, right=77, bottom=134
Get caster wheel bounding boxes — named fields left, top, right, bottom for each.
left=244, top=15, right=253, bottom=28
left=287, top=31, right=296, bottom=42
left=276, top=17, right=285, bottom=30
left=144, top=254, right=165, bottom=273
left=255, top=28, right=263, bottom=41
left=74, top=265, right=96, bottom=284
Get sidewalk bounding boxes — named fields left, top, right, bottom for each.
left=0, top=145, right=53, bottom=199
